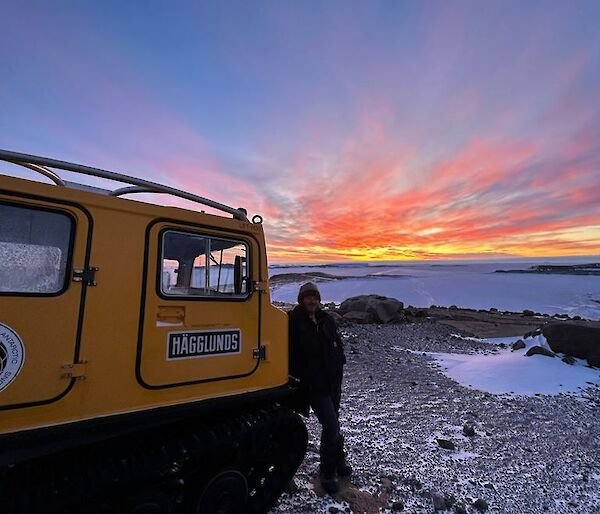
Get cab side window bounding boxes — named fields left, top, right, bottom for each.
left=160, top=230, right=249, bottom=298
left=0, top=203, right=73, bottom=294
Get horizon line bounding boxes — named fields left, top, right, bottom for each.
left=269, top=254, right=600, bottom=266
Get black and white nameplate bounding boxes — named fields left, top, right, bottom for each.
left=167, top=329, right=242, bottom=360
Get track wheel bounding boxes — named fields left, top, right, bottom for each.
left=119, top=488, right=175, bottom=514
left=194, top=470, right=248, bottom=514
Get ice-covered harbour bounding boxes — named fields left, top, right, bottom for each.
left=269, top=259, right=600, bottom=320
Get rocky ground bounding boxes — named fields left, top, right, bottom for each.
left=269, top=321, right=600, bottom=514
left=421, top=306, right=600, bottom=339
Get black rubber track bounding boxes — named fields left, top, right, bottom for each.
left=0, top=405, right=307, bottom=514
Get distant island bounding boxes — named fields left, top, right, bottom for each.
left=495, top=263, right=600, bottom=276
left=269, top=270, right=410, bottom=287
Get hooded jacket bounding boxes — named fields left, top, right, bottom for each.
left=288, top=305, right=346, bottom=397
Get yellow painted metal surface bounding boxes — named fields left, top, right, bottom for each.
left=0, top=174, right=288, bottom=435
left=0, top=199, right=89, bottom=406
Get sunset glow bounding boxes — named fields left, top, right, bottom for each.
left=1, top=1, right=599, bottom=262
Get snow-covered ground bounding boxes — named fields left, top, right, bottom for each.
left=270, top=260, right=600, bottom=319
left=271, top=322, right=600, bottom=514
left=426, top=335, right=600, bottom=396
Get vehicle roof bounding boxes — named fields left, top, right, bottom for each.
left=0, top=149, right=250, bottom=223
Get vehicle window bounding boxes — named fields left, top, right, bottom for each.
left=161, top=230, right=249, bottom=298
left=0, top=203, right=73, bottom=294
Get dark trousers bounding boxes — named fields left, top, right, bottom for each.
left=310, top=384, right=342, bottom=474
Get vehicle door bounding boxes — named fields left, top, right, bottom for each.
left=137, top=221, right=261, bottom=388
left=0, top=196, right=90, bottom=409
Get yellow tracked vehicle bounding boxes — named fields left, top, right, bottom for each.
left=0, top=150, right=307, bottom=514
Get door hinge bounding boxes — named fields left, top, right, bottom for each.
left=73, top=266, right=99, bottom=286
left=253, top=346, right=267, bottom=360
left=61, top=361, right=88, bottom=380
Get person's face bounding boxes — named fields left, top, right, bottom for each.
left=301, top=293, right=320, bottom=314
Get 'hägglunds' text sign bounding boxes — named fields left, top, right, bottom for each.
left=167, top=329, right=242, bottom=360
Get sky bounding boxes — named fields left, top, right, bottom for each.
left=1, top=1, right=599, bottom=262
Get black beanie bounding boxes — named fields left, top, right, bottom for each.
left=297, top=282, right=321, bottom=303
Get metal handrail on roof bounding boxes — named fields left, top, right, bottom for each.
left=0, top=149, right=249, bottom=221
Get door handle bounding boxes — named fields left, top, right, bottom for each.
left=157, top=306, right=186, bottom=324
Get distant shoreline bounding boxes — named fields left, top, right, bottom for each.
left=495, top=263, right=600, bottom=276
left=269, top=271, right=411, bottom=287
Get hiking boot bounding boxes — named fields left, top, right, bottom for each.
left=320, top=441, right=340, bottom=495
left=320, top=472, right=340, bottom=495
left=335, top=435, right=353, bottom=478
left=337, top=459, right=353, bottom=478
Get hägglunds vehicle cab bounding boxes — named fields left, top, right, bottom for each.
left=0, top=150, right=307, bottom=514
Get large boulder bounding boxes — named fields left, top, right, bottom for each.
left=525, top=346, right=555, bottom=358
left=339, top=295, right=404, bottom=323
left=542, top=323, right=600, bottom=367
left=342, top=311, right=374, bottom=324
left=327, top=311, right=345, bottom=326
left=511, top=339, right=526, bottom=351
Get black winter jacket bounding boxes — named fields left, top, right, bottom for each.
left=288, top=305, right=346, bottom=397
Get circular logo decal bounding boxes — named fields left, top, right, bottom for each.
left=0, top=323, right=25, bottom=392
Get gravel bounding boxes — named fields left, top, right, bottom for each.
left=271, top=321, right=600, bottom=514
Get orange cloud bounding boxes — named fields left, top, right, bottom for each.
left=261, top=134, right=599, bottom=262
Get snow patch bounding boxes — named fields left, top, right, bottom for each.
left=451, top=333, right=485, bottom=343
left=524, top=332, right=552, bottom=350
left=451, top=334, right=527, bottom=345
left=443, top=449, right=480, bottom=460
left=429, top=346, right=600, bottom=396
left=323, top=500, right=350, bottom=512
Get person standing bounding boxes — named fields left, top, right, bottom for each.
left=288, top=282, right=352, bottom=495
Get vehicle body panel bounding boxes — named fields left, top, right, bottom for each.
left=0, top=174, right=289, bottom=436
